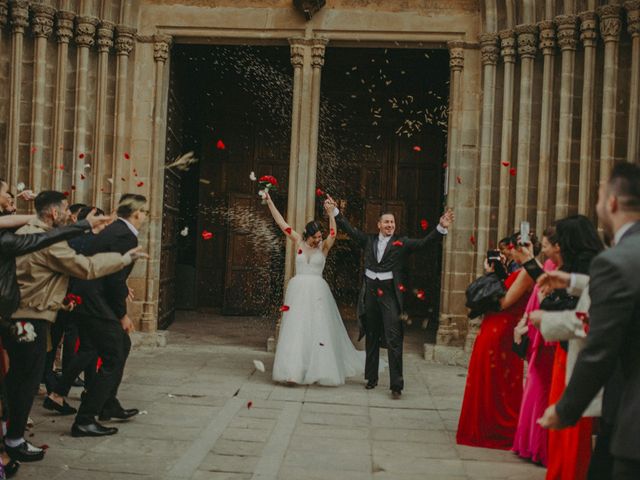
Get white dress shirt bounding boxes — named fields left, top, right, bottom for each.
left=118, top=217, right=139, bottom=237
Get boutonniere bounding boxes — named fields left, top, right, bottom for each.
left=12, top=321, right=37, bottom=343
left=392, top=240, right=404, bottom=247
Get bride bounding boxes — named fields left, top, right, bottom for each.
left=264, top=192, right=377, bottom=386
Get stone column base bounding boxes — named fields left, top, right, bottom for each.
left=130, top=331, right=168, bottom=349
left=424, top=343, right=470, bottom=367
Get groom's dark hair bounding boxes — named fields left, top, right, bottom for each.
left=378, top=211, right=395, bottom=221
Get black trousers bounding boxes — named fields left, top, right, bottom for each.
left=612, top=457, right=640, bottom=480
left=75, top=314, right=130, bottom=424
left=363, top=278, right=403, bottom=391
left=588, top=419, right=614, bottom=480
left=52, top=317, right=98, bottom=397
left=43, top=311, right=79, bottom=392
left=3, top=319, right=49, bottom=439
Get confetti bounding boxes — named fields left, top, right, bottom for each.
left=456, top=176, right=462, bottom=184
left=62, top=191, right=69, bottom=197
left=470, top=235, right=476, bottom=246
left=84, top=163, right=91, bottom=170
left=415, top=289, right=426, bottom=300
left=330, top=228, right=335, bottom=237
left=180, top=227, right=189, bottom=237
left=502, top=161, right=510, bottom=167
left=80, top=174, right=86, bottom=180
left=316, top=188, right=325, bottom=197
left=124, top=152, right=130, bottom=159
left=216, top=139, right=226, bottom=150
left=16, top=182, right=25, bottom=192
left=377, top=288, right=384, bottom=297
left=253, top=360, right=265, bottom=372
left=398, top=284, right=406, bottom=292
left=392, top=240, right=403, bottom=247
left=509, top=168, right=517, bottom=176
left=575, top=312, right=589, bottom=321
left=31, top=146, right=37, bottom=154
left=71, top=185, right=76, bottom=190
left=420, top=219, right=429, bottom=231
left=78, top=153, right=85, bottom=159
left=412, top=146, right=422, bottom=152
left=319, top=342, right=325, bottom=346
left=297, top=249, right=302, bottom=255
left=121, top=177, right=126, bottom=181
left=59, top=164, right=65, bottom=170
left=247, top=401, right=253, bottom=409
left=249, top=171, right=257, bottom=181
left=280, top=305, right=290, bottom=312
left=284, top=227, right=292, bottom=235
left=201, top=230, right=213, bottom=240
left=442, top=163, right=448, bottom=169
left=137, top=181, right=144, bottom=187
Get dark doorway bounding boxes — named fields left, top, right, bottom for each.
left=316, top=47, right=449, bottom=341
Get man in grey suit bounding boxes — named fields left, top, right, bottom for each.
left=539, top=162, right=640, bottom=479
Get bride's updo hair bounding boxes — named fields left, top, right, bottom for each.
left=303, top=221, right=322, bottom=240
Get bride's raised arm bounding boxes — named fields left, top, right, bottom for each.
left=322, top=200, right=337, bottom=255
left=264, top=191, right=301, bottom=243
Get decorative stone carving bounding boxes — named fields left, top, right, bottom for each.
left=537, top=20, right=556, bottom=54
left=310, top=38, right=328, bottom=68
left=598, top=4, right=622, bottom=42
left=556, top=15, right=578, bottom=51
left=115, top=25, right=136, bottom=56
left=96, top=21, right=115, bottom=53
left=479, top=33, right=499, bottom=65
left=499, top=29, right=516, bottom=63
left=9, top=0, right=29, bottom=34
left=0, top=1, right=8, bottom=29
left=447, top=40, right=464, bottom=71
left=56, top=10, right=75, bottom=44
left=515, top=24, right=538, bottom=59
left=579, top=11, right=598, bottom=47
left=289, top=38, right=305, bottom=68
left=75, top=15, right=98, bottom=48
left=30, top=3, right=54, bottom=38
left=293, top=0, right=326, bottom=20
left=153, top=34, right=172, bottom=63
left=626, top=1, right=640, bottom=37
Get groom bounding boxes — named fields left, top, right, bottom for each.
left=325, top=195, right=454, bottom=398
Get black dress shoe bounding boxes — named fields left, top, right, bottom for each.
left=71, top=421, right=118, bottom=437
left=391, top=389, right=402, bottom=399
left=4, top=441, right=45, bottom=462
left=1, top=458, right=20, bottom=478
left=43, top=397, right=77, bottom=415
left=99, top=408, right=139, bottom=421
left=365, top=380, right=378, bottom=390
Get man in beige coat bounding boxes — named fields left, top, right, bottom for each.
left=4, top=191, right=145, bottom=463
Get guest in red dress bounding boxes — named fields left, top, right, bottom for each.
left=457, top=255, right=533, bottom=450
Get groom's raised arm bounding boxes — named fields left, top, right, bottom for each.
left=334, top=210, right=368, bottom=248
left=403, top=227, right=446, bottom=251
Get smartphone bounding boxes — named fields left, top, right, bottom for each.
left=487, top=249, right=501, bottom=262
left=519, top=221, right=531, bottom=245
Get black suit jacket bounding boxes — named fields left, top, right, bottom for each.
left=71, top=219, right=138, bottom=322
left=335, top=213, right=444, bottom=339
left=556, top=221, right=640, bottom=461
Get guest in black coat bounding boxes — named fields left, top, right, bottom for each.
left=539, top=162, right=640, bottom=480
left=69, top=194, right=148, bottom=437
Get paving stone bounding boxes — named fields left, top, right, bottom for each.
left=212, top=439, right=266, bottom=456
left=198, top=453, right=260, bottom=474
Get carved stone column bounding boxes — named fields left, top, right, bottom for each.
left=112, top=25, right=136, bottom=207
left=598, top=5, right=623, bottom=187
left=6, top=0, right=29, bottom=192
left=305, top=38, right=327, bottom=221
left=73, top=15, right=99, bottom=204
left=536, top=20, right=556, bottom=234
left=437, top=40, right=464, bottom=348
left=141, top=34, right=172, bottom=333
left=93, top=21, right=114, bottom=207
left=497, top=29, right=516, bottom=238
left=555, top=15, right=579, bottom=218
left=29, top=3, right=54, bottom=195
left=475, top=33, right=499, bottom=274
left=625, top=1, right=640, bottom=162
left=51, top=10, right=75, bottom=190
left=514, top=24, right=537, bottom=224
left=578, top=11, right=598, bottom=215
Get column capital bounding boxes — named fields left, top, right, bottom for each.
left=537, top=20, right=556, bottom=54
left=310, top=37, right=328, bottom=68
left=597, top=4, right=623, bottom=42
left=625, top=1, right=640, bottom=37
left=289, top=37, right=306, bottom=68
left=499, top=29, right=516, bottom=63
left=555, top=14, right=578, bottom=51
left=515, top=23, right=538, bottom=59
left=96, top=20, right=115, bottom=53
left=0, top=1, right=8, bottom=29
left=479, top=32, right=499, bottom=65
left=75, top=15, right=98, bottom=48
left=56, top=10, right=75, bottom=44
left=115, top=24, right=136, bottom=56
left=579, top=11, right=598, bottom=47
left=30, top=3, right=55, bottom=39
left=447, top=40, right=464, bottom=71
left=153, top=34, right=172, bottom=63
left=9, top=0, right=29, bottom=34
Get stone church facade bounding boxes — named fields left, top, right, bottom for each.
left=0, top=0, right=638, bottom=361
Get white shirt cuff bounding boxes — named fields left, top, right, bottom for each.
left=332, top=207, right=340, bottom=218
left=436, top=224, right=448, bottom=235
left=569, top=273, right=576, bottom=291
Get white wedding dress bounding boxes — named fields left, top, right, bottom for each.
left=272, top=243, right=376, bottom=386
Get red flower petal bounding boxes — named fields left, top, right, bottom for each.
left=31, top=146, right=37, bottom=154
left=442, top=162, right=448, bottom=169
left=502, top=161, right=510, bottom=167
left=398, top=284, right=406, bottom=292
left=121, top=177, right=126, bottom=181
left=420, top=219, right=429, bottom=231
left=575, top=312, right=589, bottom=321
left=510, top=168, right=517, bottom=176
left=412, top=145, right=422, bottom=152
left=377, top=288, right=384, bottom=297
left=71, top=185, right=76, bottom=190
left=330, top=228, right=336, bottom=237
left=247, top=401, right=253, bottom=409
left=284, top=227, right=292, bottom=235
left=508, top=243, right=515, bottom=250
left=39, top=444, right=49, bottom=450
left=392, top=240, right=404, bottom=247
left=316, top=188, right=325, bottom=197
left=78, top=153, right=85, bottom=159
left=59, top=164, right=65, bottom=170
left=137, top=181, right=144, bottom=187
left=470, top=235, right=476, bottom=246
left=201, top=230, right=213, bottom=240
left=124, top=152, right=130, bottom=160
left=416, top=289, right=426, bottom=300
left=456, top=176, right=462, bottom=184
left=216, top=139, right=226, bottom=150
left=280, top=305, right=290, bottom=312
left=298, top=249, right=302, bottom=255
left=80, top=174, right=86, bottom=180
left=62, top=191, right=69, bottom=197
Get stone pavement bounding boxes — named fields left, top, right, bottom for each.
left=21, top=313, right=545, bottom=480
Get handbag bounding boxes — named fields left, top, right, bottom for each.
left=539, top=288, right=579, bottom=312
left=465, top=273, right=506, bottom=319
